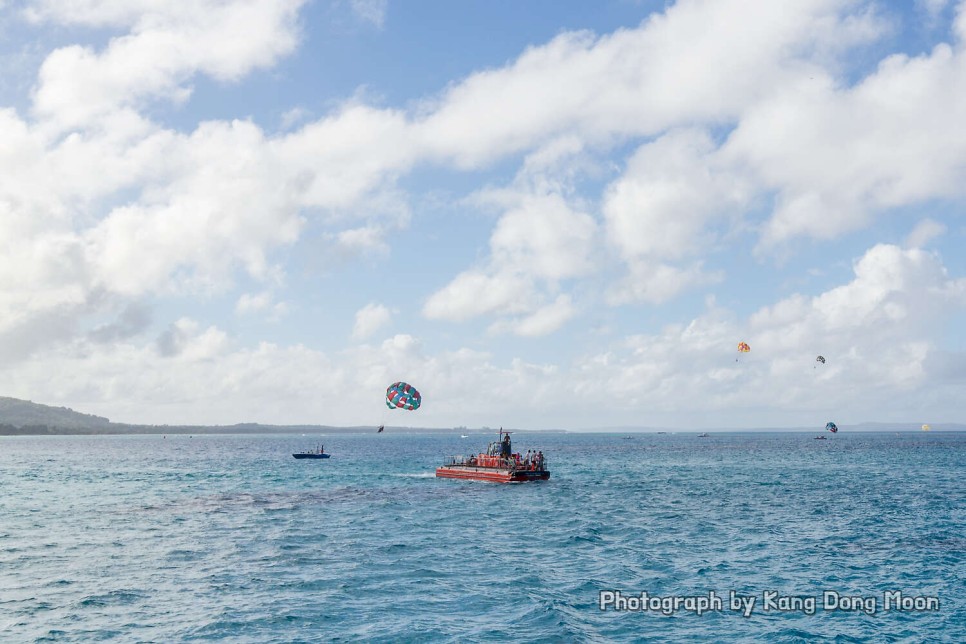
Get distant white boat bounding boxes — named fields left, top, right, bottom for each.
left=461, top=434, right=469, bottom=438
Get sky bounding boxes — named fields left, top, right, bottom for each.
left=1, top=0, right=965, bottom=431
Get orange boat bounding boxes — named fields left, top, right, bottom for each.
left=436, top=430, right=549, bottom=483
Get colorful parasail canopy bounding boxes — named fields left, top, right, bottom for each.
left=922, top=424, right=931, bottom=431
left=386, top=382, right=421, bottom=411
left=737, top=342, right=751, bottom=353
left=826, top=421, right=838, bottom=433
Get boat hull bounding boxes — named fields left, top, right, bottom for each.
left=293, top=453, right=330, bottom=459
left=435, top=465, right=549, bottom=483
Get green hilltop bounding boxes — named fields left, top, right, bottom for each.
left=0, top=396, right=111, bottom=431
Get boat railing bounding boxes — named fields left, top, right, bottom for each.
left=442, top=453, right=548, bottom=470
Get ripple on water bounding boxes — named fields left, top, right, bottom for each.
left=0, top=431, right=962, bottom=641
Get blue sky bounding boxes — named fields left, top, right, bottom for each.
left=1, top=0, right=965, bottom=430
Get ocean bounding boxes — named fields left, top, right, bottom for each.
left=1, top=431, right=963, bottom=642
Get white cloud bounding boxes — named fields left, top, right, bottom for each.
left=236, top=291, right=288, bottom=320
left=577, top=243, right=966, bottom=425
left=8, top=337, right=342, bottom=425
left=84, top=119, right=304, bottom=295
left=29, top=0, right=307, bottom=131
left=917, top=0, right=951, bottom=20
left=957, top=1, right=966, bottom=40
left=605, top=260, right=724, bottom=306
left=488, top=294, right=576, bottom=337
left=2, top=86, right=411, bottom=361
left=604, top=129, right=742, bottom=261
left=2, top=1, right=315, bottom=357
left=352, top=302, right=392, bottom=340
left=601, top=128, right=740, bottom=303
left=349, top=0, right=387, bottom=28
left=415, top=0, right=886, bottom=168
left=747, top=244, right=966, bottom=394
left=156, top=317, right=229, bottom=360
left=905, top=218, right=947, bottom=248
left=23, top=1, right=198, bottom=27
left=236, top=291, right=273, bottom=314
left=489, top=193, right=597, bottom=281
left=806, top=244, right=957, bottom=329
left=720, top=33, right=966, bottom=249
left=423, top=269, right=534, bottom=322
left=279, top=106, right=311, bottom=130
left=422, top=143, right=597, bottom=333
left=335, top=225, right=390, bottom=258
left=274, top=104, right=416, bottom=212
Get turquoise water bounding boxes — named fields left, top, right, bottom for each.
left=1, top=431, right=963, bottom=642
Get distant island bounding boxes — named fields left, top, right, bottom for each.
left=0, top=396, right=383, bottom=435
left=0, top=396, right=556, bottom=436
left=0, top=396, right=960, bottom=435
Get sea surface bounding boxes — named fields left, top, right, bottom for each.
left=1, top=431, right=963, bottom=642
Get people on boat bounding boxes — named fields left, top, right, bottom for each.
left=501, top=431, right=511, bottom=458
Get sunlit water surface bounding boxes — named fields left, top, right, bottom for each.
left=1, top=431, right=963, bottom=642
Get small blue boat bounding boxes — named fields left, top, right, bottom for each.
left=293, top=445, right=329, bottom=459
